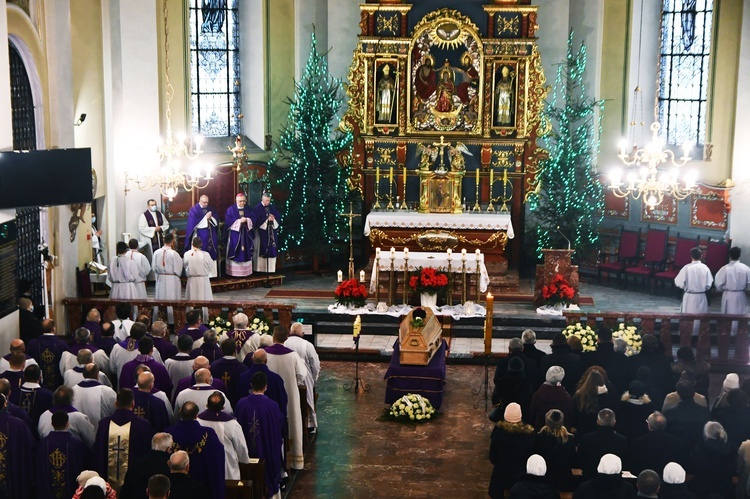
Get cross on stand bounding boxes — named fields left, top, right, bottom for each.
left=338, top=203, right=360, bottom=280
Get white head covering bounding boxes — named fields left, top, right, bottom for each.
left=526, top=454, right=547, bottom=477
left=597, top=454, right=622, bottom=475
left=662, top=462, right=686, bottom=484
left=723, top=373, right=740, bottom=391
left=84, top=477, right=107, bottom=493
left=76, top=470, right=100, bottom=487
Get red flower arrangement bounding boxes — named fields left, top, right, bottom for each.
left=408, top=267, right=449, bottom=295
left=541, top=273, right=576, bottom=306
left=335, top=278, right=369, bottom=307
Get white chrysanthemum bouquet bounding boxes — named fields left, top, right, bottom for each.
left=562, top=323, right=598, bottom=352
left=388, top=393, right=435, bottom=422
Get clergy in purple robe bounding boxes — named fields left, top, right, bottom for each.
left=138, top=199, right=170, bottom=254
left=37, top=411, right=91, bottom=499
left=93, top=388, right=156, bottom=493
left=176, top=309, right=209, bottom=343
left=252, top=193, right=281, bottom=273
left=225, top=192, right=255, bottom=277
left=0, top=393, right=35, bottom=499
left=184, top=195, right=219, bottom=275
left=237, top=350, right=288, bottom=419
left=189, top=329, right=223, bottom=362
left=210, top=339, right=249, bottom=407
left=173, top=370, right=227, bottom=404
left=166, top=401, right=225, bottom=499
left=16, top=365, right=53, bottom=425
left=118, top=337, right=173, bottom=395
left=27, top=319, right=68, bottom=390
left=236, top=372, right=286, bottom=497
left=151, top=322, right=178, bottom=362
left=133, top=372, right=171, bottom=432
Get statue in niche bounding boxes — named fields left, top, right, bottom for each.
left=201, top=0, right=226, bottom=34
left=495, top=65, right=516, bottom=125
left=376, top=64, right=396, bottom=123
left=435, top=61, right=457, bottom=113
left=414, top=54, right=437, bottom=102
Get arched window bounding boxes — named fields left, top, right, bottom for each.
left=188, top=0, right=241, bottom=138
left=658, top=0, right=713, bottom=147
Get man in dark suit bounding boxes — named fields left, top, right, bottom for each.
left=582, top=327, right=629, bottom=395
left=540, top=333, right=582, bottom=395
left=493, top=338, right=540, bottom=402
left=627, top=334, right=673, bottom=395
left=629, top=411, right=686, bottom=474
left=18, top=297, right=42, bottom=344
left=576, top=408, right=629, bottom=480
left=663, top=380, right=710, bottom=452
left=120, top=432, right=173, bottom=499
left=167, top=450, right=208, bottom=499
left=521, top=329, right=547, bottom=368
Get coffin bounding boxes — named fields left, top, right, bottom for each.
left=398, top=307, right=443, bottom=365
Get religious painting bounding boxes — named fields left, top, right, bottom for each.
left=603, top=186, right=630, bottom=219
left=374, top=60, right=399, bottom=127
left=408, top=10, right=483, bottom=135
left=491, top=60, right=518, bottom=129
left=429, top=178, right=453, bottom=213
left=641, top=195, right=677, bottom=224
left=691, top=187, right=729, bottom=230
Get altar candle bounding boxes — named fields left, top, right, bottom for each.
left=490, top=167, right=494, bottom=187
left=389, top=166, right=394, bottom=185
left=447, top=248, right=452, bottom=260
left=375, top=247, right=381, bottom=258
left=403, top=166, right=407, bottom=195
left=337, top=270, right=343, bottom=282
left=403, top=247, right=409, bottom=258
left=475, top=249, right=481, bottom=260
left=353, top=315, right=361, bottom=338
left=390, top=247, right=396, bottom=258
left=376, top=167, right=380, bottom=190
left=475, top=167, right=480, bottom=186
left=461, top=248, right=467, bottom=259
left=503, top=168, right=508, bottom=184
left=484, top=292, right=494, bottom=355
left=360, top=270, right=366, bottom=282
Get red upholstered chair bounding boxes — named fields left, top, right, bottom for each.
left=624, top=226, right=670, bottom=293
left=705, top=237, right=731, bottom=275
left=598, top=227, right=641, bottom=288
left=654, top=234, right=700, bottom=295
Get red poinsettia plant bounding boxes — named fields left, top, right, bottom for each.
left=541, top=273, right=575, bottom=306
left=335, top=278, right=369, bottom=307
left=408, top=267, right=449, bottom=295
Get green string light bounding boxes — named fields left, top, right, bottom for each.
left=270, top=31, right=353, bottom=253
left=529, top=31, right=605, bottom=261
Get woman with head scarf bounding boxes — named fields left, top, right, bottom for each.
left=712, top=372, right=740, bottom=413
left=488, top=402, right=535, bottom=498
left=573, top=367, right=618, bottom=436
left=689, top=421, right=735, bottom=498
left=658, top=462, right=698, bottom=499
left=508, top=454, right=560, bottom=499
left=572, top=454, right=636, bottom=498
left=528, top=366, right=575, bottom=431
left=532, top=409, right=577, bottom=491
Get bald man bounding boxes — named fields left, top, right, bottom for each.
left=236, top=349, right=287, bottom=418
left=71, top=363, right=116, bottom=426
left=172, top=356, right=227, bottom=403
left=0, top=339, right=39, bottom=374
left=173, top=369, right=233, bottom=421
left=133, top=372, right=171, bottom=431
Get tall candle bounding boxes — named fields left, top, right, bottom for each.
left=490, top=167, right=494, bottom=187
left=403, top=166, right=407, bottom=198
left=447, top=248, right=452, bottom=260
left=353, top=315, right=361, bottom=338
left=360, top=270, right=366, bottom=282
left=375, top=247, right=381, bottom=258
left=475, top=249, right=481, bottom=259
left=461, top=248, right=467, bottom=259
left=376, top=167, right=380, bottom=190
left=484, top=292, right=494, bottom=354
left=389, top=167, right=394, bottom=198
left=403, top=247, right=409, bottom=258
left=503, top=168, right=508, bottom=184
left=390, top=247, right=396, bottom=258
left=337, top=270, right=343, bottom=282
left=475, top=167, right=480, bottom=186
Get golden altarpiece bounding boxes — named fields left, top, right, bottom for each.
left=341, top=0, right=548, bottom=268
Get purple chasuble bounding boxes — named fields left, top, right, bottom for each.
left=190, top=343, right=222, bottom=363
left=0, top=411, right=36, bottom=499
left=120, top=356, right=173, bottom=395
left=93, top=409, right=155, bottom=484
left=173, top=375, right=227, bottom=404
left=177, top=324, right=208, bottom=342
left=184, top=203, right=219, bottom=259
left=237, top=364, right=288, bottom=419
left=251, top=202, right=281, bottom=258
left=210, top=357, right=248, bottom=407
left=84, top=320, right=103, bottom=340
left=27, top=334, right=68, bottom=390
left=166, top=420, right=226, bottom=499
left=132, top=390, right=170, bottom=432
left=228, top=329, right=254, bottom=352
left=225, top=204, right=254, bottom=262
left=17, top=384, right=53, bottom=424
left=236, top=393, right=285, bottom=497
left=264, top=343, right=294, bottom=355
left=37, top=430, right=90, bottom=499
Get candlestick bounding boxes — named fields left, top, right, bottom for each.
left=503, top=168, right=507, bottom=184
left=337, top=270, right=343, bottom=282
left=403, top=166, right=407, bottom=196
left=475, top=167, right=479, bottom=185
left=374, top=167, right=381, bottom=209
left=484, top=292, right=494, bottom=355
left=490, top=166, right=494, bottom=187
left=360, top=270, right=365, bottom=282
left=473, top=168, right=481, bottom=212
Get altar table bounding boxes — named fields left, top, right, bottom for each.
left=384, top=340, right=447, bottom=410
left=369, top=251, right=489, bottom=294
left=364, top=211, right=514, bottom=239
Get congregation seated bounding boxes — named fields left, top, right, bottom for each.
left=573, top=367, right=617, bottom=436
left=529, top=366, right=575, bottom=431
left=572, top=454, right=635, bottom=498
left=661, top=370, right=707, bottom=412
left=489, top=403, right=535, bottom=498
left=508, top=454, right=560, bottom=499
left=714, top=373, right=740, bottom=412
left=532, top=409, right=577, bottom=491
left=670, top=346, right=711, bottom=399
left=658, top=462, right=697, bottom=499
left=632, top=366, right=665, bottom=410
left=540, top=333, right=581, bottom=395
left=581, top=328, right=629, bottom=395
left=626, top=334, right=673, bottom=398
left=493, top=355, right=534, bottom=417
left=629, top=411, right=685, bottom=475
left=712, top=388, right=750, bottom=451
left=662, top=380, right=710, bottom=452
left=615, top=380, right=654, bottom=441
left=689, top=421, right=735, bottom=498
left=576, top=409, right=628, bottom=481
left=522, top=329, right=548, bottom=369
left=493, top=338, right=540, bottom=400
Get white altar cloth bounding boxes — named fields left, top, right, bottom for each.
left=364, top=211, right=514, bottom=239
left=369, top=251, right=489, bottom=293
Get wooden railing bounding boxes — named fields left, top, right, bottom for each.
left=563, top=311, right=749, bottom=366
left=61, top=298, right=296, bottom=333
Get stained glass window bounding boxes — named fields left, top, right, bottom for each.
left=189, top=0, right=241, bottom=138
left=658, top=0, right=713, bottom=147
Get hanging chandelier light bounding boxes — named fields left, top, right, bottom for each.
left=607, top=0, right=697, bottom=208
left=125, top=0, right=210, bottom=201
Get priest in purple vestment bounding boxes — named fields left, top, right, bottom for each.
left=133, top=372, right=171, bottom=432
left=27, top=318, right=68, bottom=389
left=225, top=192, right=255, bottom=277
left=236, top=371, right=285, bottom=498
left=0, top=393, right=35, bottom=499
left=210, top=339, right=248, bottom=407
left=252, top=193, right=281, bottom=273
left=184, top=195, right=219, bottom=274
left=238, top=349, right=288, bottom=418
left=118, top=337, right=173, bottom=395
left=16, top=364, right=53, bottom=425
left=166, top=401, right=225, bottom=499
left=37, top=411, right=91, bottom=499
left=93, top=388, right=156, bottom=493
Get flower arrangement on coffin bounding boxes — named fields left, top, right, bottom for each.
left=562, top=323, right=598, bottom=352
left=388, top=393, right=435, bottom=422
left=541, top=273, right=576, bottom=307
left=208, top=316, right=233, bottom=343
left=613, top=323, right=642, bottom=356
left=334, top=278, right=369, bottom=308
left=408, top=267, right=449, bottom=296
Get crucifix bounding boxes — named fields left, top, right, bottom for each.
left=338, top=203, right=360, bottom=280
left=432, top=135, right=450, bottom=173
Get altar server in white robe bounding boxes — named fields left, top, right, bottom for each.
left=108, top=241, right=140, bottom=299
left=715, top=246, right=750, bottom=314
left=184, top=236, right=213, bottom=301
left=265, top=326, right=307, bottom=470
left=285, top=322, right=320, bottom=430
left=173, top=368, right=232, bottom=420
left=152, top=233, right=183, bottom=324
left=197, top=391, right=250, bottom=480
left=127, top=239, right=151, bottom=299
left=675, top=247, right=714, bottom=314
left=71, top=364, right=116, bottom=427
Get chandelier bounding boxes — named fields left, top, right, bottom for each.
left=125, top=0, right=209, bottom=201
left=606, top=0, right=697, bottom=208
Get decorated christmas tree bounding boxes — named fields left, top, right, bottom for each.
left=528, top=32, right=604, bottom=261
left=271, top=31, right=353, bottom=255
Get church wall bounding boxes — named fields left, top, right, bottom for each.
left=535, top=0, right=569, bottom=92
left=326, top=0, right=360, bottom=85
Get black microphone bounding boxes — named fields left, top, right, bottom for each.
left=556, top=225, right=571, bottom=251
